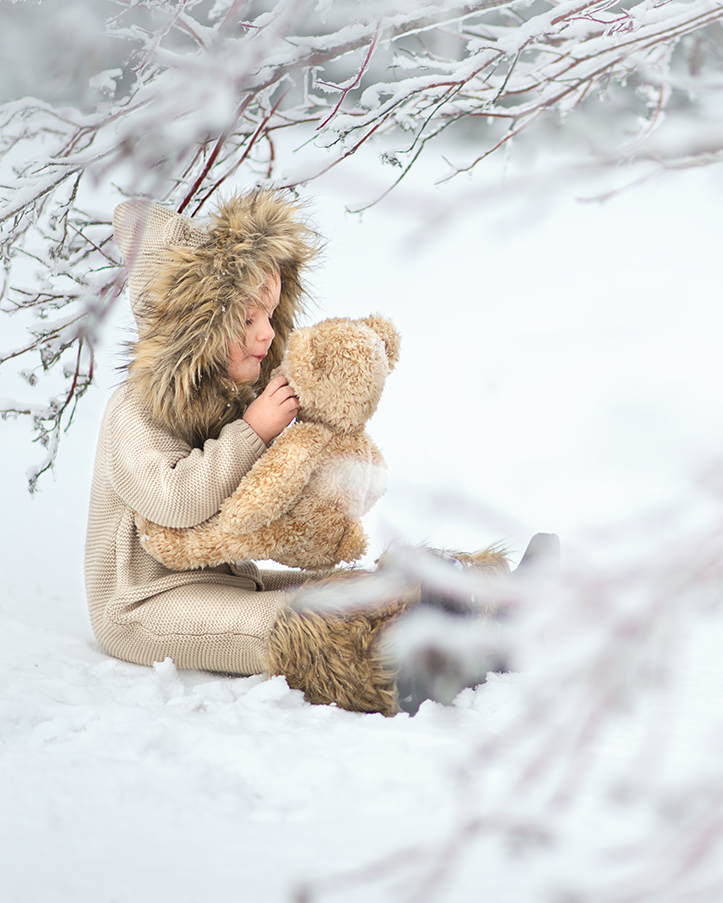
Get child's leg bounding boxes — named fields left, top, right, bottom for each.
left=97, top=581, right=289, bottom=675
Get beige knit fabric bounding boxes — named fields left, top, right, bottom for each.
left=113, top=200, right=208, bottom=325
left=85, top=382, right=314, bottom=674
left=87, top=195, right=325, bottom=675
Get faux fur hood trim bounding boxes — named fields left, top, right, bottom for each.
left=114, top=190, right=319, bottom=447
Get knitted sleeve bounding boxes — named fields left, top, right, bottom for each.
left=105, top=385, right=267, bottom=529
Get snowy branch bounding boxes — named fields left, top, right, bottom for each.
left=1, top=0, right=722, bottom=485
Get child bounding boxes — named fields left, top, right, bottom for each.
left=85, top=190, right=514, bottom=716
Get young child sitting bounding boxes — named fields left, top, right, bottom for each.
left=85, top=190, right=537, bottom=716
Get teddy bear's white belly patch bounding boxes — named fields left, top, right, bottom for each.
left=311, top=458, right=387, bottom=517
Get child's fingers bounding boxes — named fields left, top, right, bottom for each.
left=265, top=374, right=292, bottom=395
left=278, top=393, right=300, bottom=415
left=242, top=378, right=299, bottom=443
left=270, top=382, right=299, bottom=407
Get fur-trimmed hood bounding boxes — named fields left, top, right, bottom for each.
left=113, top=191, right=319, bottom=447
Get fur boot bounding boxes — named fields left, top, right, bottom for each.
left=263, top=546, right=510, bottom=717
left=264, top=587, right=417, bottom=717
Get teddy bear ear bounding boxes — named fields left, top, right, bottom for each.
left=361, top=314, right=401, bottom=372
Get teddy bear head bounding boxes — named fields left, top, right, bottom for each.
left=277, top=314, right=400, bottom=435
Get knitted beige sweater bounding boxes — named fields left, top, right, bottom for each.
left=84, top=381, right=304, bottom=674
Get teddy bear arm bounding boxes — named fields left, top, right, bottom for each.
left=221, top=425, right=329, bottom=532
left=135, top=510, right=231, bottom=570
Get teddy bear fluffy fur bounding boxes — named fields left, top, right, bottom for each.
left=136, top=314, right=400, bottom=571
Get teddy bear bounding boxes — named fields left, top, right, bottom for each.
left=135, top=314, right=400, bottom=571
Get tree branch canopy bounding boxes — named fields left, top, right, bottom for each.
left=1, top=0, right=722, bottom=488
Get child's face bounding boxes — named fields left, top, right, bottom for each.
left=228, top=272, right=281, bottom=384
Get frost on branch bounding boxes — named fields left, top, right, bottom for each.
left=1, top=0, right=722, bottom=486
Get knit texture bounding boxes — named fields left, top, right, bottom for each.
left=85, top=382, right=292, bottom=674
left=113, top=199, right=208, bottom=331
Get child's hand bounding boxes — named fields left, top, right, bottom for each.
left=242, top=375, right=299, bottom=445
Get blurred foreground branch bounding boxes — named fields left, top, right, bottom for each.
left=294, top=491, right=723, bottom=902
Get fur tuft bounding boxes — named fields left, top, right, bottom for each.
left=264, top=591, right=415, bottom=716
left=124, top=190, right=320, bottom=446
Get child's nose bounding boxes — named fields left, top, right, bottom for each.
left=259, top=318, right=274, bottom=343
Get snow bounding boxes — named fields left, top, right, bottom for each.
left=3, top=158, right=723, bottom=902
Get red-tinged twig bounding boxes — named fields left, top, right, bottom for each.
left=316, top=21, right=381, bottom=131
left=551, top=0, right=610, bottom=28
left=133, top=0, right=191, bottom=73
left=177, top=95, right=253, bottom=214
left=265, top=131, right=275, bottom=180
left=220, top=0, right=251, bottom=33
left=0, top=339, right=50, bottom=366
left=58, top=338, right=84, bottom=418
left=191, top=84, right=294, bottom=215
left=277, top=115, right=390, bottom=191
left=347, top=83, right=468, bottom=215
left=62, top=338, right=94, bottom=432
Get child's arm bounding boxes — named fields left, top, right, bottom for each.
left=135, top=424, right=332, bottom=569
left=107, top=386, right=266, bottom=529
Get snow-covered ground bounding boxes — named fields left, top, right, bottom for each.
left=3, top=160, right=723, bottom=902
